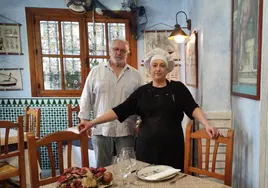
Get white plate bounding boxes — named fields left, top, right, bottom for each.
left=136, top=165, right=179, bottom=181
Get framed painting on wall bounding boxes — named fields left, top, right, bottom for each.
left=144, top=30, right=180, bottom=61
left=185, top=31, right=198, bottom=88
left=0, top=68, right=23, bottom=90
left=231, top=0, right=263, bottom=100
left=0, top=23, right=23, bottom=55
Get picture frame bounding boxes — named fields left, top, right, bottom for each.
left=0, top=68, right=23, bottom=91
left=0, top=23, right=23, bottom=55
left=231, top=0, right=263, bottom=100
left=144, top=30, right=180, bottom=61
left=185, top=31, right=198, bottom=88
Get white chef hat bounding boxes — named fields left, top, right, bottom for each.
left=144, top=48, right=175, bottom=72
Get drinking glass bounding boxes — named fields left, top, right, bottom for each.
left=118, top=147, right=136, bottom=187
left=111, top=156, right=122, bottom=187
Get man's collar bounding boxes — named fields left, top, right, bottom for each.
left=106, top=60, right=130, bottom=70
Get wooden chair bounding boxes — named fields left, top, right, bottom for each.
left=184, top=123, right=234, bottom=186
left=67, top=104, right=80, bottom=128
left=0, top=116, right=26, bottom=188
left=27, top=130, right=89, bottom=187
left=25, top=106, right=41, bottom=139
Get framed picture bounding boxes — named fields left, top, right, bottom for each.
left=185, top=31, right=198, bottom=88
left=0, top=68, right=23, bottom=90
left=231, top=0, right=263, bottom=100
left=144, top=30, right=180, bottom=61
left=0, top=23, right=23, bottom=55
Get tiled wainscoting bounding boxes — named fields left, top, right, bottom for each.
left=0, top=98, right=80, bottom=169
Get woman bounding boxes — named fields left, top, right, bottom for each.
left=79, top=48, right=219, bottom=171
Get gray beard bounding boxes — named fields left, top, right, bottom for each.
left=111, top=58, right=125, bottom=67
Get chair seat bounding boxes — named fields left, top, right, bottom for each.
left=0, top=164, right=19, bottom=180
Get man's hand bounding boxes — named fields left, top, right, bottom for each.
left=78, top=120, right=94, bottom=134
left=205, top=125, right=220, bottom=139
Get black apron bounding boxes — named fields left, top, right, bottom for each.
left=135, top=82, right=185, bottom=171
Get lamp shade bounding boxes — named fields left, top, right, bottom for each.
left=168, top=24, right=189, bottom=43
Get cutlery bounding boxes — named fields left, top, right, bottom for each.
left=169, top=174, right=187, bottom=184
left=131, top=164, right=154, bottom=174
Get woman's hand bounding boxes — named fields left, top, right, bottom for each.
left=205, top=125, right=220, bottom=139
left=78, top=120, right=94, bottom=134
left=192, top=108, right=221, bottom=139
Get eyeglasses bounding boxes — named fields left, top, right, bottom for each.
left=112, top=47, right=128, bottom=54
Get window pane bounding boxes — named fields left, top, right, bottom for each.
left=90, top=58, right=108, bottom=68
left=108, top=23, right=126, bottom=45
left=64, top=58, right=81, bottom=90
left=42, top=57, right=61, bottom=90
left=40, top=21, right=60, bottom=54
left=88, top=22, right=106, bottom=55
left=62, top=22, right=80, bottom=55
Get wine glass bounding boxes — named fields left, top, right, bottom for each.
left=118, top=147, right=136, bottom=187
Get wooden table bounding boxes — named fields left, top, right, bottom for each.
left=0, top=128, right=27, bottom=146
left=41, top=160, right=231, bottom=188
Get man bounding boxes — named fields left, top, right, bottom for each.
left=78, top=39, right=143, bottom=167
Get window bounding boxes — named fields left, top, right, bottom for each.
left=26, top=8, right=137, bottom=97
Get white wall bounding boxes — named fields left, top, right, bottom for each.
left=0, top=0, right=66, bottom=97
left=259, top=1, right=268, bottom=187
left=232, top=98, right=260, bottom=188
left=187, top=0, right=231, bottom=111
left=186, top=0, right=262, bottom=187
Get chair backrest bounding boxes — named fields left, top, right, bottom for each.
left=0, top=116, right=26, bottom=187
left=184, top=123, right=234, bottom=186
left=27, top=130, right=89, bottom=187
left=67, top=104, right=80, bottom=127
left=25, top=106, right=41, bottom=139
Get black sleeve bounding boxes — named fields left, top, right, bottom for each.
left=177, top=82, right=199, bottom=119
left=112, top=88, right=140, bottom=123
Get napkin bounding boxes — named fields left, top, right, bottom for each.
left=67, top=127, right=79, bottom=134
left=144, top=168, right=181, bottom=181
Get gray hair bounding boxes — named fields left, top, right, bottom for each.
left=109, top=39, right=130, bottom=54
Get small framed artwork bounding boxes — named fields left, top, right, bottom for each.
left=0, top=68, right=23, bottom=90
left=144, top=30, right=180, bottom=61
left=0, top=23, right=23, bottom=55
left=231, top=0, right=263, bottom=100
left=185, top=31, right=198, bottom=88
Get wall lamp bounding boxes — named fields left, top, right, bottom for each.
left=168, top=11, right=191, bottom=43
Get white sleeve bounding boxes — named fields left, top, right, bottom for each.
left=78, top=69, right=94, bottom=120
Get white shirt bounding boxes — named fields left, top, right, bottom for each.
left=78, top=63, right=143, bottom=137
